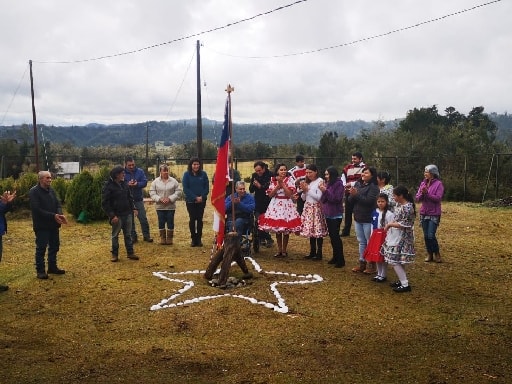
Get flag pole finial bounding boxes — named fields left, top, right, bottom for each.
left=225, top=84, right=234, bottom=94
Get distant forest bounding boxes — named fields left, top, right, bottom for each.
left=0, top=119, right=387, bottom=147
left=1, top=112, right=511, bottom=148
left=1, top=106, right=512, bottom=201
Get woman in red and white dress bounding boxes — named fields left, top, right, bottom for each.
left=300, top=164, right=328, bottom=261
left=259, top=163, right=302, bottom=257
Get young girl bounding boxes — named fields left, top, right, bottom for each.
left=363, top=193, right=394, bottom=282
left=382, top=186, right=416, bottom=293
left=300, top=164, right=328, bottom=261
left=259, top=163, right=302, bottom=257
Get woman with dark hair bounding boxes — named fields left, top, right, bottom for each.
left=319, top=166, right=346, bottom=267
left=182, top=157, right=209, bottom=247
left=259, top=163, right=302, bottom=257
left=376, top=170, right=396, bottom=212
left=382, top=185, right=416, bottom=293
left=300, top=164, right=328, bottom=261
left=348, top=166, right=379, bottom=273
left=415, top=164, right=444, bottom=262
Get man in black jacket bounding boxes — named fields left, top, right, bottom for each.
left=29, top=171, right=68, bottom=279
left=249, top=161, right=274, bottom=247
left=101, top=166, right=139, bottom=262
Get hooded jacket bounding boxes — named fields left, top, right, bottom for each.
left=101, top=176, right=135, bottom=220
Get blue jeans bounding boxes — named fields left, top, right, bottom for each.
left=157, top=210, right=176, bottom=230
left=112, top=215, right=133, bottom=255
left=355, top=221, right=372, bottom=261
left=131, top=200, right=150, bottom=239
left=421, top=217, right=440, bottom=253
left=34, top=229, right=60, bottom=272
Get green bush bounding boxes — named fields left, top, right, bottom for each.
left=12, top=173, right=39, bottom=210
left=51, top=177, right=69, bottom=204
left=66, top=167, right=111, bottom=221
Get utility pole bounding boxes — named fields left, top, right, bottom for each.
left=196, top=40, right=203, bottom=159
left=29, top=60, right=40, bottom=172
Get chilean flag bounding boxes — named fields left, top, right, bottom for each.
left=211, top=97, right=231, bottom=248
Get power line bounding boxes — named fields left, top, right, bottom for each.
left=165, top=48, right=196, bottom=119
left=32, top=0, right=308, bottom=64
left=0, top=63, right=29, bottom=126
left=205, top=0, right=503, bottom=59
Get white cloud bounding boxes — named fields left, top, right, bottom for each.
left=1, top=0, right=510, bottom=127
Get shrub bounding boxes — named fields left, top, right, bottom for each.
left=13, top=173, right=39, bottom=210
left=65, top=169, right=109, bottom=221
left=51, top=177, right=69, bottom=204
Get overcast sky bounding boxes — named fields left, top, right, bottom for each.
left=0, top=0, right=510, bottom=127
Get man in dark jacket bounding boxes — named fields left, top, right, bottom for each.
left=102, top=166, right=139, bottom=262
left=29, top=171, right=68, bottom=279
left=124, top=156, right=153, bottom=243
left=249, top=161, right=274, bottom=247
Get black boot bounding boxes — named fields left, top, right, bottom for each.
left=312, top=238, right=323, bottom=261
left=196, top=220, right=204, bottom=247
left=189, top=221, right=197, bottom=246
left=304, top=238, right=316, bottom=259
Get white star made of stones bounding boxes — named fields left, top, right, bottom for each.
left=150, top=257, right=323, bottom=314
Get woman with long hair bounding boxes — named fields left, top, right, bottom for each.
left=382, top=185, right=416, bottom=293
left=319, top=166, right=346, bottom=267
left=182, top=157, right=209, bottom=247
left=348, top=166, right=380, bottom=273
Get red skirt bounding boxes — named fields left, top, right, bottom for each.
left=363, top=228, right=387, bottom=262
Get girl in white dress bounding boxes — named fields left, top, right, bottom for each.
left=301, top=164, right=328, bottom=260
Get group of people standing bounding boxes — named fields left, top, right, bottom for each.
left=0, top=152, right=444, bottom=294
left=252, top=153, right=445, bottom=293
left=101, top=157, right=208, bottom=261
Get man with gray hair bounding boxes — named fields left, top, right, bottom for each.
left=29, top=171, right=68, bottom=279
left=224, top=181, right=255, bottom=240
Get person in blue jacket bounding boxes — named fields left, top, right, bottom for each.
left=182, top=157, right=209, bottom=247
left=0, top=190, right=16, bottom=291
left=124, top=156, right=153, bottom=243
left=225, top=181, right=255, bottom=241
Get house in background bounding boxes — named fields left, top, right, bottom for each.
left=56, top=161, right=80, bottom=179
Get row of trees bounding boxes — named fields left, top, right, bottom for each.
left=1, top=105, right=511, bottom=205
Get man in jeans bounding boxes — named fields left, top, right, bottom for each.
left=29, top=171, right=68, bottom=279
left=124, top=156, right=153, bottom=243
left=102, top=166, right=139, bottom=262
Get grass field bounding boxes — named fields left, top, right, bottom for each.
left=0, top=201, right=511, bottom=383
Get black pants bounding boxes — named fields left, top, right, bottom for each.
left=342, top=195, right=354, bottom=234
left=186, top=201, right=206, bottom=243
left=326, top=218, right=345, bottom=265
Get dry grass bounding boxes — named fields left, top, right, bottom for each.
left=0, top=202, right=511, bottom=384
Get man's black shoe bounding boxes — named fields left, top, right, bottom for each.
left=143, top=237, right=154, bottom=243
left=48, top=267, right=66, bottom=275
left=0, top=285, right=9, bottom=292
left=37, top=272, right=49, bottom=280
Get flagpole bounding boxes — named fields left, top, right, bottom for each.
left=226, top=84, right=236, bottom=231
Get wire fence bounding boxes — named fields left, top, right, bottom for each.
left=1, top=153, right=512, bottom=203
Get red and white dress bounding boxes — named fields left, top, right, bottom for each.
left=258, top=176, right=302, bottom=234
left=300, top=178, right=328, bottom=238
